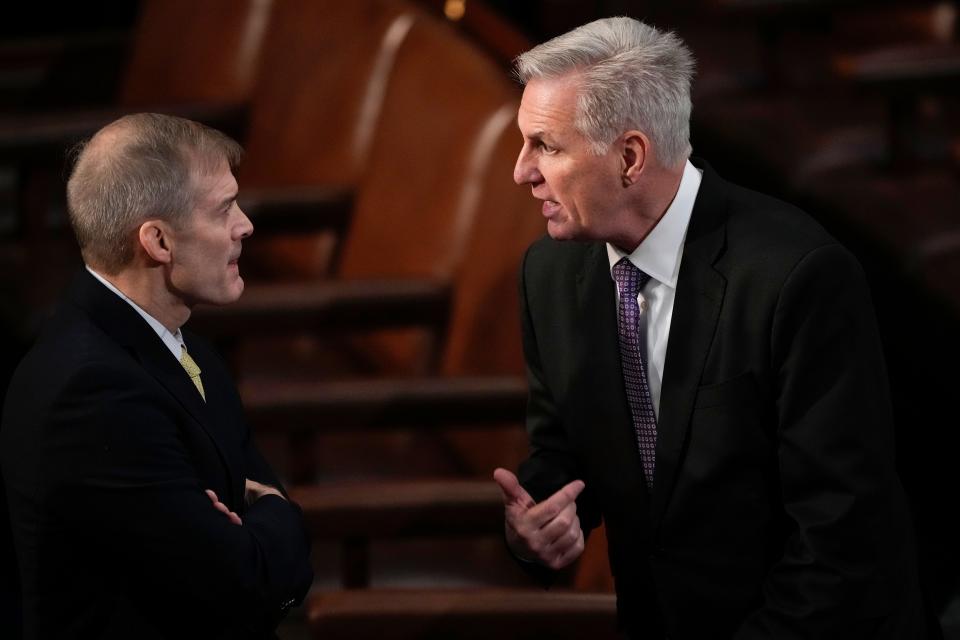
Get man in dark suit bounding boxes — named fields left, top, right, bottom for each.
left=1, top=113, right=313, bottom=639
left=493, top=18, right=928, bottom=639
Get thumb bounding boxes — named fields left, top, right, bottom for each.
left=493, top=468, right=535, bottom=508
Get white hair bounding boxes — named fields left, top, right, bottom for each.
left=515, top=17, right=695, bottom=166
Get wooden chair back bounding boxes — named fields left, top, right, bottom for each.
left=240, top=0, right=416, bottom=189
left=120, top=0, right=272, bottom=107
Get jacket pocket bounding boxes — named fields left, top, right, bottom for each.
left=694, top=371, right=759, bottom=409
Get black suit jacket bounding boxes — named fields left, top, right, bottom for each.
left=517, top=161, right=926, bottom=639
left=1, top=270, right=313, bottom=639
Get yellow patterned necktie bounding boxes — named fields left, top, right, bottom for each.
left=179, top=347, right=206, bottom=401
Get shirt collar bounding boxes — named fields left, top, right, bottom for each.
left=85, top=265, right=185, bottom=359
left=607, top=159, right=702, bottom=288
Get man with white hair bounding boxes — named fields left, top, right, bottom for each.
left=2, top=113, right=313, bottom=639
left=494, top=17, right=927, bottom=639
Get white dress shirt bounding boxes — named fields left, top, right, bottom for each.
left=606, top=160, right=702, bottom=417
left=86, top=266, right=188, bottom=360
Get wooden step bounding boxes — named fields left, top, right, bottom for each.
left=243, top=375, right=527, bottom=432
left=289, top=479, right=503, bottom=539
left=307, top=588, right=619, bottom=640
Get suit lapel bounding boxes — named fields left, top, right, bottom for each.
left=181, top=332, right=248, bottom=508
left=650, top=162, right=728, bottom=529
left=68, top=271, right=238, bottom=498
left=575, top=244, right=652, bottom=522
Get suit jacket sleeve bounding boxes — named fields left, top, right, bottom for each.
left=49, top=360, right=312, bottom=636
left=513, top=247, right=603, bottom=579
left=735, top=244, right=918, bottom=638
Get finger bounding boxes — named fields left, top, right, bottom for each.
left=205, top=489, right=219, bottom=504
left=527, top=479, right=585, bottom=528
left=212, top=501, right=231, bottom=516
left=227, top=511, right=242, bottom=526
left=549, top=527, right=585, bottom=570
left=539, top=506, right=579, bottom=547
left=515, top=508, right=578, bottom=563
left=493, top=468, right=534, bottom=508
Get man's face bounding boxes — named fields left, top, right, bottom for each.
left=514, top=74, right=624, bottom=242
left=168, top=158, right=253, bottom=307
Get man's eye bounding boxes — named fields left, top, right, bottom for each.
left=539, top=142, right=557, bottom=154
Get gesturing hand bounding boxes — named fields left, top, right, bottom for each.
left=205, top=489, right=242, bottom=526
left=493, top=468, right=586, bottom=570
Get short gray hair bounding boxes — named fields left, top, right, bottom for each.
left=66, top=113, right=243, bottom=273
left=515, top=17, right=695, bottom=166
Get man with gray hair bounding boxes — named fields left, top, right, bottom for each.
left=1, top=113, right=313, bottom=638
left=493, top=17, right=927, bottom=639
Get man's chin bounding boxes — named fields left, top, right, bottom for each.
left=546, top=220, right=579, bottom=242
left=208, top=279, right=245, bottom=306
left=228, top=277, right=245, bottom=302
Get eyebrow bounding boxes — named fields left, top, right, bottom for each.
left=524, top=129, right=554, bottom=144
left=217, top=192, right=237, bottom=210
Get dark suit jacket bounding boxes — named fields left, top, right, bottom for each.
left=1, top=270, right=313, bottom=639
left=517, top=160, right=926, bottom=639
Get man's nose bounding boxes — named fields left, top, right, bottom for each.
left=237, top=206, right=253, bottom=239
left=514, top=148, right=542, bottom=186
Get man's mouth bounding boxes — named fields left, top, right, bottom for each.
left=541, top=200, right=561, bottom=218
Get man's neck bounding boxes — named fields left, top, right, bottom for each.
left=610, top=163, right=686, bottom=253
left=89, top=265, right=190, bottom=333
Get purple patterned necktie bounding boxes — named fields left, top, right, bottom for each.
left=612, top=257, right=657, bottom=490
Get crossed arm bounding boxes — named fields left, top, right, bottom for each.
left=46, top=365, right=312, bottom=633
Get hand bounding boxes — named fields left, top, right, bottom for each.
left=493, top=468, right=585, bottom=570
left=205, top=489, right=242, bottom=526
left=245, top=478, right=285, bottom=505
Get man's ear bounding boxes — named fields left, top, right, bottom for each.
left=621, top=130, right=649, bottom=186
left=138, top=220, right=173, bottom=265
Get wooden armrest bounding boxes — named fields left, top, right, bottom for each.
left=188, top=278, right=450, bottom=338
left=0, top=101, right=247, bottom=161
left=241, top=375, right=526, bottom=431
left=240, top=185, right=354, bottom=235
left=308, top=588, right=618, bottom=640
left=288, top=479, right=502, bottom=539
left=0, top=31, right=128, bottom=68
left=0, top=32, right=129, bottom=96
left=835, top=43, right=960, bottom=92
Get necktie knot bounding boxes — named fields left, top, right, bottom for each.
left=612, top=258, right=651, bottom=298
